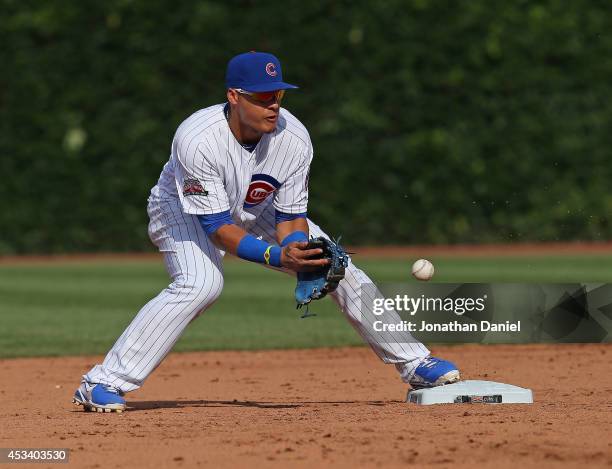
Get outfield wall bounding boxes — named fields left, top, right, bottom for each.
left=2, top=2, right=611, bottom=253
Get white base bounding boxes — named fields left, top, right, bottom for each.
left=407, top=380, right=533, bottom=405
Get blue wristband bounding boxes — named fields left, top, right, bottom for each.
left=236, top=234, right=282, bottom=267
left=280, top=231, right=308, bottom=247
left=268, top=245, right=282, bottom=267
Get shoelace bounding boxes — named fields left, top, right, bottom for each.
left=418, top=357, right=440, bottom=369
left=100, top=384, right=124, bottom=396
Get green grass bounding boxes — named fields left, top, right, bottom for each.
left=1, top=253, right=611, bottom=358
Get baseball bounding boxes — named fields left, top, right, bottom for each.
left=411, top=259, right=435, bottom=281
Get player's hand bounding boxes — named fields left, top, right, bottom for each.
left=281, top=241, right=330, bottom=272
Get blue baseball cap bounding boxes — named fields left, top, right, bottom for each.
left=225, top=52, right=298, bottom=92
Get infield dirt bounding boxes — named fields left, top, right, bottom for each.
left=1, top=344, right=610, bottom=469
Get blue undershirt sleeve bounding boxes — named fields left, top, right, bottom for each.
left=275, top=210, right=307, bottom=225
left=197, top=210, right=234, bottom=236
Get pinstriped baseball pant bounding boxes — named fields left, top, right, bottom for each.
left=84, top=197, right=429, bottom=392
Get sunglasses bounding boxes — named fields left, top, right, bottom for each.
left=234, top=88, right=285, bottom=104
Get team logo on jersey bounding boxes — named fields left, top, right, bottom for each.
left=265, top=62, right=277, bottom=77
left=183, top=178, right=208, bottom=197
left=244, top=174, right=281, bottom=208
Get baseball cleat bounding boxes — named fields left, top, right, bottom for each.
left=409, top=356, right=460, bottom=389
left=73, top=381, right=126, bottom=413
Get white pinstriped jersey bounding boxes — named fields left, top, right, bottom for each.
left=85, top=105, right=430, bottom=394
left=150, top=104, right=312, bottom=226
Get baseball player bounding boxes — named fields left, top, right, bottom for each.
left=73, top=52, right=460, bottom=412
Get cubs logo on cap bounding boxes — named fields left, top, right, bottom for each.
left=265, top=62, right=277, bottom=77
left=226, top=52, right=298, bottom=92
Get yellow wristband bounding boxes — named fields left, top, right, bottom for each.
left=264, top=245, right=273, bottom=265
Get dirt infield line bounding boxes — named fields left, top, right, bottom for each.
left=1, top=241, right=611, bottom=265
left=1, top=344, right=610, bottom=468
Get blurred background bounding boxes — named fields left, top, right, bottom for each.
left=1, top=0, right=611, bottom=254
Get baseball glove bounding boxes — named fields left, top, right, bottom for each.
left=295, top=236, right=350, bottom=314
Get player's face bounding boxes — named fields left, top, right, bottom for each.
left=227, top=89, right=283, bottom=135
